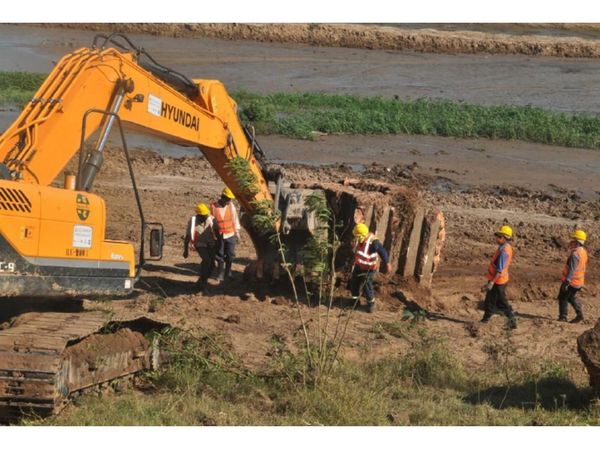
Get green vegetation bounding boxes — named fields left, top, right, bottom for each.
left=235, top=90, right=600, bottom=148
left=24, top=322, right=600, bottom=426
left=0, top=72, right=45, bottom=105
left=3, top=70, right=600, bottom=150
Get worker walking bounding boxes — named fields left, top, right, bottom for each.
left=350, top=223, right=392, bottom=313
left=183, top=203, right=217, bottom=291
left=211, top=187, right=241, bottom=281
left=481, top=225, right=517, bottom=329
left=558, top=230, right=588, bottom=323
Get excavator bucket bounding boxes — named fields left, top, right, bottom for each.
left=245, top=177, right=445, bottom=287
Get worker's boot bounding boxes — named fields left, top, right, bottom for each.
left=570, top=313, right=584, bottom=324
left=216, top=261, right=225, bottom=281
left=480, top=313, right=492, bottom=323
left=225, top=261, right=233, bottom=280
left=571, top=300, right=584, bottom=323
left=195, top=277, right=207, bottom=292
left=367, top=300, right=376, bottom=314
left=507, top=316, right=517, bottom=330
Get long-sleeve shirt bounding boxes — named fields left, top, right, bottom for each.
left=564, top=251, right=580, bottom=284
left=184, top=215, right=217, bottom=250
left=371, top=239, right=390, bottom=265
left=494, top=243, right=510, bottom=273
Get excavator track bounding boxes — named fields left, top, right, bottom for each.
left=0, top=311, right=167, bottom=420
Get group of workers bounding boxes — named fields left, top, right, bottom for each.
left=349, top=222, right=590, bottom=323
left=182, top=191, right=589, bottom=324
left=479, top=225, right=588, bottom=329
left=183, top=187, right=241, bottom=291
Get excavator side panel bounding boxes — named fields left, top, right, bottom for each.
left=0, top=180, right=135, bottom=297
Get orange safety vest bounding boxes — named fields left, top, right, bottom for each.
left=211, top=202, right=236, bottom=236
left=486, top=243, right=513, bottom=285
left=561, top=246, right=588, bottom=288
left=354, top=233, right=379, bottom=270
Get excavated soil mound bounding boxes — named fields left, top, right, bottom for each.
left=64, top=328, right=149, bottom=367
left=45, top=23, right=600, bottom=58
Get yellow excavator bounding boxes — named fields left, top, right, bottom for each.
left=0, top=34, right=444, bottom=419
left=0, top=33, right=317, bottom=419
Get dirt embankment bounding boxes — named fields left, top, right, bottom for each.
left=44, top=23, right=600, bottom=58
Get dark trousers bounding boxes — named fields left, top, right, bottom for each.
left=350, top=267, right=375, bottom=303
left=216, top=236, right=236, bottom=264
left=558, top=285, right=583, bottom=319
left=195, top=245, right=216, bottom=285
left=483, top=283, right=514, bottom=319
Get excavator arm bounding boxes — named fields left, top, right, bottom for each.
left=0, top=44, right=271, bottom=211
left=0, top=37, right=284, bottom=297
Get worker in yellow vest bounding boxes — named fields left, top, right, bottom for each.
left=558, top=229, right=588, bottom=323
left=350, top=223, right=391, bottom=313
left=211, top=187, right=241, bottom=281
left=481, top=225, right=517, bottom=329
left=183, top=202, right=217, bottom=290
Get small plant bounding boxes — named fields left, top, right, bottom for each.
left=0, top=71, right=46, bottom=106
left=399, top=334, right=467, bottom=391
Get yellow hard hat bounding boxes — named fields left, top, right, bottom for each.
left=222, top=187, right=235, bottom=199
left=571, top=229, right=587, bottom=242
left=495, top=225, right=513, bottom=239
left=353, top=223, right=369, bottom=238
left=196, top=202, right=210, bottom=216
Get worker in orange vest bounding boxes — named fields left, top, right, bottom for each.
left=211, top=187, right=241, bottom=282
left=350, top=223, right=392, bottom=313
left=558, top=229, right=588, bottom=323
left=481, top=225, right=517, bottom=329
left=183, top=202, right=217, bottom=290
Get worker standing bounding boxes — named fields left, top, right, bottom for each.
left=481, top=225, right=517, bottom=329
left=211, top=187, right=241, bottom=281
left=558, top=230, right=588, bottom=323
left=350, top=223, right=392, bottom=313
left=183, top=203, right=217, bottom=291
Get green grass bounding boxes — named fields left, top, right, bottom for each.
left=22, top=325, right=600, bottom=426
left=4, top=70, right=600, bottom=149
left=234, top=90, right=600, bottom=148
left=0, top=72, right=45, bottom=105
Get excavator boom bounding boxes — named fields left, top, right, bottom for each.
left=0, top=46, right=270, bottom=209
left=0, top=39, right=275, bottom=297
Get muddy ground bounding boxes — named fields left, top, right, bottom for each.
left=2, top=23, right=600, bottom=389
left=52, top=146, right=597, bottom=386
